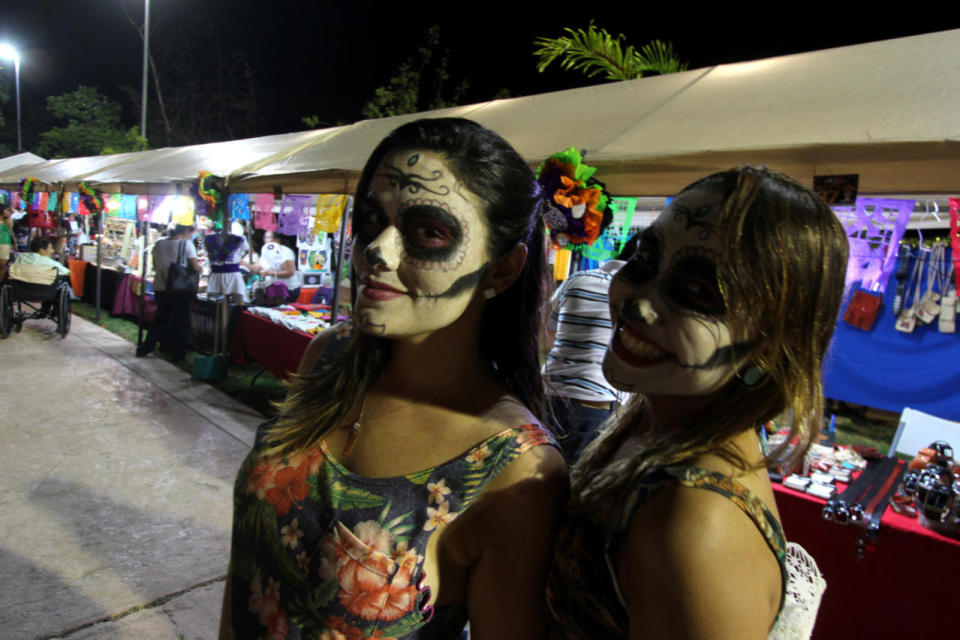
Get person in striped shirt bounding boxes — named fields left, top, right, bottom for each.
left=544, top=237, right=639, bottom=463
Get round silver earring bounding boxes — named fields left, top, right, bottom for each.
left=483, top=288, right=497, bottom=299
left=737, top=366, right=765, bottom=388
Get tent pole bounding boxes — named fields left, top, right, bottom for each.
left=329, top=197, right=352, bottom=327
left=137, top=198, right=148, bottom=348
left=95, top=208, right=103, bottom=322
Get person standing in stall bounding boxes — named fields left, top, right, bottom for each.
left=136, top=224, right=202, bottom=361
left=251, top=230, right=301, bottom=303
left=0, top=205, right=13, bottom=282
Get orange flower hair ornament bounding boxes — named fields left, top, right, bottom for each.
left=535, top=148, right=612, bottom=248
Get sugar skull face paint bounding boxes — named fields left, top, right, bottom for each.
left=603, top=189, right=750, bottom=396
left=352, top=149, right=492, bottom=339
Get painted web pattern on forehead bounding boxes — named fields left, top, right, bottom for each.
left=833, top=197, right=914, bottom=293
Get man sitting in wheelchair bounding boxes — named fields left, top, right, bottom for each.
left=11, top=236, right=70, bottom=317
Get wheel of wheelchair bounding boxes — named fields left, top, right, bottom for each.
left=0, top=285, right=11, bottom=338
left=57, top=285, right=71, bottom=337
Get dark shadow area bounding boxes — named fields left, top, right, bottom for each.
left=0, top=547, right=107, bottom=640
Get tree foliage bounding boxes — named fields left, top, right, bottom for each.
left=533, top=22, right=687, bottom=81
left=122, top=1, right=260, bottom=147
left=36, top=86, right=144, bottom=157
left=359, top=25, right=469, bottom=120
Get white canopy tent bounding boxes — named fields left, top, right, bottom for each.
left=1, top=28, right=957, bottom=200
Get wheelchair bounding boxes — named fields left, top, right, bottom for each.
left=0, top=263, right=72, bottom=338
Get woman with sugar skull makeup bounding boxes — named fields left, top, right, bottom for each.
left=546, top=167, right=849, bottom=640
left=221, top=119, right=565, bottom=640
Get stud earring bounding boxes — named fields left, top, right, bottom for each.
left=483, top=288, right=497, bottom=299
left=736, top=366, right=765, bottom=388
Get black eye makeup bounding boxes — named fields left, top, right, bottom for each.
left=659, top=250, right=726, bottom=317
left=618, top=229, right=661, bottom=284
left=353, top=200, right=387, bottom=246
left=398, top=202, right=464, bottom=263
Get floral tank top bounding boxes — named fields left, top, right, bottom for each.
left=228, top=420, right=556, bottom=640
left=547, top=466, right=789, bottom=639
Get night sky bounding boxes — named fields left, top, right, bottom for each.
left=0, top=0, right=956, bottom=153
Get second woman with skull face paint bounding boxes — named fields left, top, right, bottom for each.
left=547, top=167, right=849, bottom=640
left=221, top=119, right=565, bottom=640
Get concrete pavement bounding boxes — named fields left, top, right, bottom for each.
left=0, top=314, right=262, bottom=639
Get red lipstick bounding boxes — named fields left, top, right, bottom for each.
left=360, top=278, right=407, bottom=301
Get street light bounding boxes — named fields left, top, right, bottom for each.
left=140, top=0, right=150, bottom=139
left=0, top=43, right=21, bottom=153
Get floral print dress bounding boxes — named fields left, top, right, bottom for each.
left=228, top=421, right=556, bottom=640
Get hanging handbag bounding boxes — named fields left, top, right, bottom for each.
left=167, top=239, right=199, bottom=295
left=842, top=289, right=883, bottom=331
left=895, top=250, right=924, bottom=333
left=940, top=287, right=957, bottom=333
left=916, top=244, right=945, bottom=324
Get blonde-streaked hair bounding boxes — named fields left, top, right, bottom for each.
left=570, top=166, right=849, bottom=519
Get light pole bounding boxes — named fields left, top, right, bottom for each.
left=0, top=43, right=21, bottom=153
left=140, top=0, right=150, bottom=139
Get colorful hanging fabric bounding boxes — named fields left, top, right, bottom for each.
left=104, top=193, right=122, bottom=217
left=228, top=193, right=251, bottom=221
left=46, top=192, right=59, bottom=211
left=950, top=198, right=960, bottom=292
left=117, top=194, right=138, bottom=220
left=277, top=195, right=311, bottom=235
left=137, top=195, right=151, bottom=221
left=64, top=192, right=78, bottom=214
left=0, top=189, right=9, bottom=205
left=38, top=192, right=50, bottom=212
left=171, top=196, right=196, bottom=226
left=832, top=197, right=913, bottom=293
left=150, top=196, right=173, bottom=225
left=313, top=194, right=349, bottom=233
left=253, top=193, right=276, bottom=231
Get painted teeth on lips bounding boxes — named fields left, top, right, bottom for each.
left=618, top=324, right=670, bottom=360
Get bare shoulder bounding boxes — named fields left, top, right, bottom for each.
left=296, top=323, right=352, bottom=375
left=618, top=484, right=782, bottom=640
left=449, top=407, right=567, bottom=640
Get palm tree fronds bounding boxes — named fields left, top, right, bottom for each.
left=634, top=40, right=688, bottom=75
left=533, top=23, right=686, bottom=81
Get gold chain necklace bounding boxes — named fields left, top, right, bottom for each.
left=342, top=394, right=367, bottom=457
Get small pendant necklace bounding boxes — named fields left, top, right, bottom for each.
left=342, top=394, right=367, bottom=457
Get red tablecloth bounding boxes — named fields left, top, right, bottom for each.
left=230, top=310, right=313, bottom=379
left=773, top=481, right=960, bottom=639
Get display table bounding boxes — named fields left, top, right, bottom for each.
left=81, top=263, right=124, bottom=312
left=773, top=481, right=960, bottom=638
left=111, top=274, right=157, bottom=323
left=230, top=310, right=313, bottom=379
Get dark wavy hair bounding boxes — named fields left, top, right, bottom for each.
left=268, top=118, right=548, bottom=453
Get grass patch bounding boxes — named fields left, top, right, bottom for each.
left=72, top=302, right=286, bottom=417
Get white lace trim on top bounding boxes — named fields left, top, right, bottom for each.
left=769, top=542, right=826, bottom=640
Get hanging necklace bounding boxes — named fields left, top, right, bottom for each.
left=342, top=394, right=367, bottom=457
